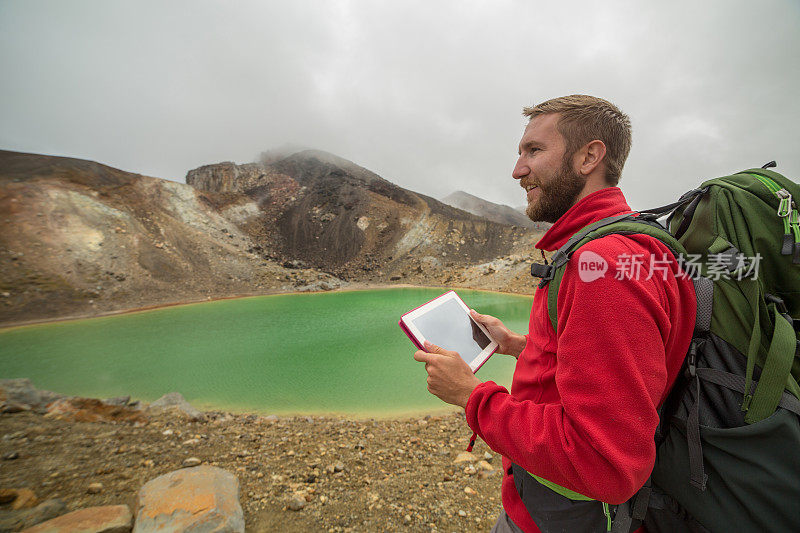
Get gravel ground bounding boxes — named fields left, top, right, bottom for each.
left=0, top=410, right=507, bottom=532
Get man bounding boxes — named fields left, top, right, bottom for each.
left=414, top=95, right=696, bottom=532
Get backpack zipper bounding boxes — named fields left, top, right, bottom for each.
left=602, top=501, right=612, bottom=531
left=751, top=174, right=798, bottom=255
left=792, top=208, right=800, bottom=263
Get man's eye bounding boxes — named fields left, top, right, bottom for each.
left=529, top=148, right=539, bottom=154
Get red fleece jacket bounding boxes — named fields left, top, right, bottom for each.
left=465, top=187, right=696, bottom=533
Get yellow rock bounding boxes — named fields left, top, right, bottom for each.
left=133, top=466, right=243, bottom=532
left=22, top=505, right=131, bottom=533
left=453, top=452, right=477, bottom=464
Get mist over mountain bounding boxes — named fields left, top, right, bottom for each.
left=442, top=190, right=548, bottom=229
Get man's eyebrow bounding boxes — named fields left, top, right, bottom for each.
left=518, top=140, right=542, bottom=154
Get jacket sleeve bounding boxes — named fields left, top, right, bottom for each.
left=465, top=236, right=676, bottom=504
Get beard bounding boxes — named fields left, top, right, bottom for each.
left=525, top=159, right=587, bottom=224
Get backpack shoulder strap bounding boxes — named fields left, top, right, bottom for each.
left=534, top=214, right=687, bottom=334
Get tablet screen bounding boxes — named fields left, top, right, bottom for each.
left=406, top=298, right=491, bottom=366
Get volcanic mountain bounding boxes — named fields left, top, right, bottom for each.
left=0, top=149, right=544, bottom=325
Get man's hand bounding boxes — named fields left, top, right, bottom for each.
left=414, top=341, right=481, bottom=408
left=469, top=309, right=526, bottom=358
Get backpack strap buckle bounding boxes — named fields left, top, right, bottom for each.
left=530, top=262, right=554, bottom=285
left=686, top=338, right=703, bottom=377
left=717, top=246, right=748, bottom=274
left=529, top=213, right=636, bottom=288
left=765, top=293, right=789, bottom=315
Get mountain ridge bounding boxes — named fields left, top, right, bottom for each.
left=442, top=190, right=541, bottom=229
left=0, top=148, right=544, bottom=325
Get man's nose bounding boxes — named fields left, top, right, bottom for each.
left=512, top=158, right=529, bottom=180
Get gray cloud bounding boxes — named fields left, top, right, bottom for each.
left=1, top=0, right=798, bottom=211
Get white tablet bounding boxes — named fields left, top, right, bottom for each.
left=399, top=291, right=499, bottom=373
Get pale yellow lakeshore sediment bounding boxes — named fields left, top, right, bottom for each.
left=0, top=283, right=533, bottom=331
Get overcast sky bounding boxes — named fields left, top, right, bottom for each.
left=1, top=0, right=798, bottom=211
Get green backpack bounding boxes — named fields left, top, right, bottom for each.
left=529, top=164, right=800, bottom=532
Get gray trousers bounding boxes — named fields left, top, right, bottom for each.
left=490, top=510, right=525, bottom=533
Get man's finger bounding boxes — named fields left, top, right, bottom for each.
left=470, top=309, right=492, bottom=323
left=413, top=350, right=437, bottom=363
left=423, top=341, right=459, bottom=357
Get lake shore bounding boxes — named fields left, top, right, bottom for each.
left=0, top=404, right=506, bottom=532
left=0, top=283, right=533, bottom=331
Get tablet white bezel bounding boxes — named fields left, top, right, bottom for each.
left=401, top=291, right=498, bottom=372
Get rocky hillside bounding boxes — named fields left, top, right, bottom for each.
left=0, top=149, right=544, bottom=325
left=0, top=150, right=336, bottom=324
left=186, top=150, right=541, bottom=279
left=187, top=150, right=546, bottom=290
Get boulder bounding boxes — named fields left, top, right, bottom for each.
left=0, top=488, right=39, bottom=511
left=0, top=499, right=66, bottom=532
left=1, top=402, right=30, bottom=414
left=44, top=398, right=146, bottom=424
left=453, top=452, right=477, bottom=464
left=476, top=460, right=494, bottom=472
left=0, top=379, right=40, bottom=409
left=133, top=466, right=243, bottom=533
left=286, top=495, right=305, bottom=511
left=21, top=505, right=131, bottom=533
left=0, top=379, right=63, bottom=413
left=102, top=396, right=130, bottom=407
left=147, top=393, right=206, bottom=422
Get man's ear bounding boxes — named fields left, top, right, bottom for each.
left=575, top=140, right=607, bottom=177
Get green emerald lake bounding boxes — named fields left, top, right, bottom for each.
left=0, top=288, right=532, bottom=416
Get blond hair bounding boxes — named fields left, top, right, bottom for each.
left=523, top=95, right=631, bottom=186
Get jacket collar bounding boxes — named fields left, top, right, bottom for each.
left=534, top=186, right=635, bottom=252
